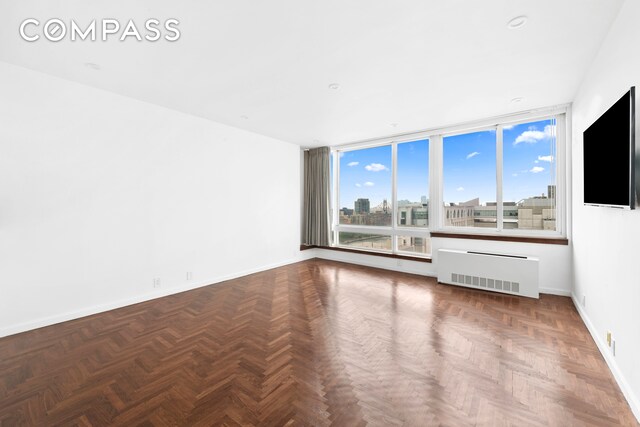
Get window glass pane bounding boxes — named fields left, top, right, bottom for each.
left=339, top=232, right=391, bottom=251
left=443, top=130, right=497, bottom=228
left=503, top=119, right=557, bottom=230
left=339, top=145, right=392, bottom=226
left=397, top=139, right=429, bottom=227
left=397, top=236, right=431, bottom=255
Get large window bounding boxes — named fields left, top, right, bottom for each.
left=441, top=119, right=558, bottom=232
left=330, top=110, right=565, bottom=258
left=334, top=139, right=431, bottom=256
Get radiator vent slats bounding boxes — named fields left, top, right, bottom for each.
left=450, top=273, right=520, bottom=294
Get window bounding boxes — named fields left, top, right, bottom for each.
left=330, top=109, right=565, bottom=258
left=338, top=145, right=392, bottom=226
left=397, top=236, right=430, bottom=255
left=441, top=117, right=561, bottom=233
left=339, top=232, right=391, bottom=250
left=333, top=139, right=431, bottom=257
left=443, top=130, right=497, bottom=229
left=503, top=119, right=557, bottom=231
left=397, top=139, right=429, bottom=227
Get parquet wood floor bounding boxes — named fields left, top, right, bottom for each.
left=0, top=259, right=637, bottom=426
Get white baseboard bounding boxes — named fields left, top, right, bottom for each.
left=0, top=254, right=315, bottom=339
left=571, top=293, right=640, bottom=423
left=539, top=287, right=572, bottom=296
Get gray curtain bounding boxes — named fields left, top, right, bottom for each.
left=303, top=147, right=331, bottom=246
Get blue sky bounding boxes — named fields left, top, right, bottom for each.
left=338, top=145, right=393, bottom=209
left=337, top=140, right=430, bottom=208
left=443, top=119, right=556, bottom=204
left=397, top=140, right=429, bottom=203
left=335, top=119, right=555, bottom=209
left=502, top=119, right=556, bottom=203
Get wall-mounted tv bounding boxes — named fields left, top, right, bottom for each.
left=583, top=87, right=636, bottom=209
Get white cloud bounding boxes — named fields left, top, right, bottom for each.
left=538, top=155, right=554, bottom=162
left=534, top=160, right=539, bottom=164
left=364, top=182, right=374, bottom=187
left=355, top=183, right=362, bottom=187
left=503, top=124, right=515, bottom=130
left=466, top=151, right=480, bottom=159
left=530, top=166, right=545, bottom=173
left=339, top=152, right=345, bottom=158
left=347, top=161, right=359, bottom=167
left=512, top=173, right=518, bottom=177
left=514, top=124, right=556, bottom=145
left=456, top=186, right=465, bottom=191
left=364, top=163, right=389, bottom=172
left=515, top=130, right=546, bottom=144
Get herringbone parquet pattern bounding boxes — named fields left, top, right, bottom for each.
left=0, top=259, right=637, bottom=426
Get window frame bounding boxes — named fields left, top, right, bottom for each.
left=332, top=137, right=432, bottom=257
left=437, top=114, right=565, bottom=237
left=330, top=105, right=568, bottom=257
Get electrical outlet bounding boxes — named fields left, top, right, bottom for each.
left=612, top=339, right=616, bottom=356
left=186, top=271, right=193, bottom=281
left=606, top=331, right=612, bottom=347
left=153, top=278, right=161, bottom=289
left=582, top=294, right=586, bottom=307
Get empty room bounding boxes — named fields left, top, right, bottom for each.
left=1, top=0, right=639, bottom=425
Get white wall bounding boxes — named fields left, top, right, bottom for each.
left=0, top=62, right=309, bottom=337
left=571, top=0, right=640, bottom=419
left=432, top=238, right=570, bottom=295
left=314, top=238, right=571, bottom=296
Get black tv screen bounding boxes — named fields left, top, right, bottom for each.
left=583, top=87, right=636, bottom=209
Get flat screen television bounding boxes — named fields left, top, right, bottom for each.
left=583, top=86, right=636, bottom=209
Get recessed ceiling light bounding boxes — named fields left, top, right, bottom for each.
left=511, top=97, right=524, bottom=103
left=507, top=16, right=528, bottom=29
left=84, top=62, right=100, bottom=70
left=390, top=123, right=398, bottom=128
left=328, top=83, right=340, bottom=90
left=240, top=115, right=249, bottom=120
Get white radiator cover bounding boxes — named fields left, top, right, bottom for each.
left=437, top=249, right=539, bottom=299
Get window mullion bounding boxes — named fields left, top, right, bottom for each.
left=391, top=142, right=398, bottom=253
left=431, top=135, right=443, bottom=231
left=555, top=115, right=564, bottom=235
left=496, top=125, right=504, bottom=231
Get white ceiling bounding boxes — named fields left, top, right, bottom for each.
left=0, top=0, right=623, bottom=147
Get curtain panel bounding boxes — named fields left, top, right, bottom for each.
left=303, top=147, right=331, bottom=246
